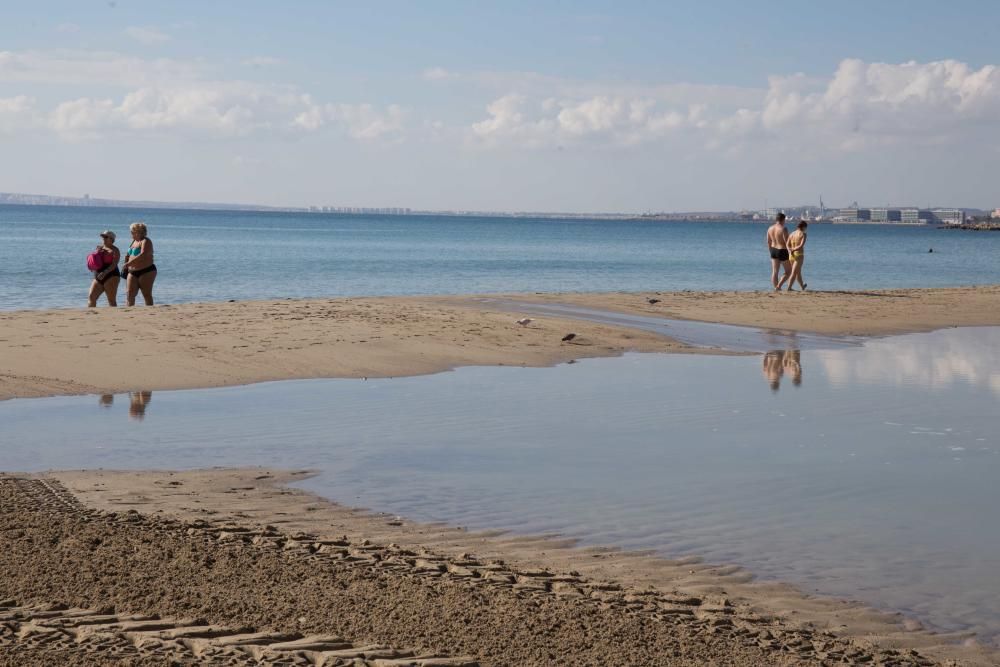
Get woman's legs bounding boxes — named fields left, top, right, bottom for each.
left=137, top=270, right=156, bottom=305
left=126, top=274, right=140, bottom=306
left=795, top=257, right=806, bottom=289
left=87, top=279, right=103, bottom=307
left=787, top=260, right=802, bottom=290
left=102, top=275, right=120, bottom=307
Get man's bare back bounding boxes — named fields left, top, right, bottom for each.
left=767, top=223, right=788, bottom=249
left=766, top=214, right=792, bottom=289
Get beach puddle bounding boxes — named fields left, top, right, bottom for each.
left=2, top=326, right=999, bottom=643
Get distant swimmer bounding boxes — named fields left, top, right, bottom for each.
left=766, top=212, right=792, bottom=291
left=928, top=248, right=934, bottom=253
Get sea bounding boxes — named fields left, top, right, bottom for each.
left=2, top=204, right=1000, bottom=310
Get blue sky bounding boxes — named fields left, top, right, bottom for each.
left=2, top=1, right=998, bottom=211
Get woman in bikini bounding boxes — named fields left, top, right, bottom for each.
left=122, top=221, right=157, bottom=306
left=87, top=230, right=121, bottom=307
left=786, top=221, right=808, bottom=291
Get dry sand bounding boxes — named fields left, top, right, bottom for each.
left=5, top=468, right=995, bottom=666
left=3, top=287, right=1000, bottom=401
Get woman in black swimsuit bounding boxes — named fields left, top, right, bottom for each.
left=88, top=230, right=121, bottom=307
left=123, top=222, right=157, bottom=306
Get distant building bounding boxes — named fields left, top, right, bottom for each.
left=869, top=208, right=901, bottom=222
left=900, top=209, right=920, bottom=223
left=839, top=207, right=871, bottom=222
left=991, top=208, right=1000, bottom=219
left=931, top=209, right=965, bottom=225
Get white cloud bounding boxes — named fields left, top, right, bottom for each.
left=0, top=95, right=38, bottom=132
left=0, top=49, right=405, bottom=143
left=717, top=59, right=1000, bottom=151
left=422, top=67, right=456, bottom=81
left=468, top=58, right=1000, bottom=152
left=49, top=83, right=302, bottom=139
left=471, top=93, right=697, bottom=148
left=124, top=26, right=171, bottom=45
left=294, top=99, right=406, bottom=140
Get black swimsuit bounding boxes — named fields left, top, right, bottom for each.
left=96, top=267, right=121, bottom=284
left=129, top=264, right=157, bottom=278
left=769, top=247, right=789, bottom=261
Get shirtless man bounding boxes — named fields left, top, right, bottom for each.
left=766, top=212, right=792, bottom=290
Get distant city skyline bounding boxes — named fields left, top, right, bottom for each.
left=1, top=189, right=987, bottom=221
left=2, top=1, right=999, bottom=212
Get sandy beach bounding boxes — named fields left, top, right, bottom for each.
left=4, top=468, right=995, bottom=666
left=3, top=286, right=999, bottom=401
left=4, top=287, right=1000, bottom=664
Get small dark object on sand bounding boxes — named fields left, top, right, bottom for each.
left=561, top=333, right=577, bottom=342
left=647, top=298, right=661, bottom=304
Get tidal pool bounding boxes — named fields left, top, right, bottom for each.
left=2, top=326, right=999, bottom=642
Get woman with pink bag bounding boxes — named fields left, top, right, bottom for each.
left=87, top=230, right=121, bottom=307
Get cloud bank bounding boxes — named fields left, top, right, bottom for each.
left=3, top=50, right=999, bottom=155
left=469, top=59, right=1000, bottom=152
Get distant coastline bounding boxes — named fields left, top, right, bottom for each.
left=0, top=190, right=988, bottom=224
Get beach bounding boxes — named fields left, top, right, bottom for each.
left=3, top=286, right=999, bottom=401
left=3, top=288, right=1000, bottom=665
left=3, top=468, right=992, bottom=666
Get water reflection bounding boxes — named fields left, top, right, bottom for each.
left=6, top=327, right=1000, bottom=641
left=762, top=349, right=803, bottom=391
left=818, top=327, right=1000, bottom=396
left=99, top=394, right=114, bottom=408
left=128, top=391, right=152, bottom=421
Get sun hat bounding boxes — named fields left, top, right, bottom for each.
left=100, top=230, right=116, bottom=241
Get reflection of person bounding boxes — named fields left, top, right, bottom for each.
left=123, top=222, right=156, bottom=307
left=129, top=391, right=152, bottom=420
left=763, top=349, right=803, bottom=391
left=762, top=350, right=785, bottom=392
left=786, top=221, right=808, bottom=291
left=766, top=213, right=792, bottom=291
left=783, top=349, right=802, bottom=386
left=99, top=394, right=114, bottom=408
left=88, top=230, right=121, bottom=307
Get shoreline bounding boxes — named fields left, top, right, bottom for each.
left=3, top=467, right=996, bottom=665
left=2, top=287, right=1000, bottom=401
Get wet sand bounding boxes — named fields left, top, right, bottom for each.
left=2, top=286, right=999, bottom=400
left=4, top=468, right=995, bottom=666
left=493, top=285, right=1000, bottom=336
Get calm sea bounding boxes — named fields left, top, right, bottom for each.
left=2, top=204, right=999, bottom=310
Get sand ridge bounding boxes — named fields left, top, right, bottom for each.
left=3, top=287, right=1000, bottom=401
left=0, top=296, right=691, bottom=401
left=1, top=472, right=961, bottom=666
left=498, top=286, right=1000, bottom=336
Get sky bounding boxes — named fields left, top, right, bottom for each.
left=1, top=0, right=999, bottom=212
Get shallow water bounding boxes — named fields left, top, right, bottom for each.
left=3, top=204, right=1000, bottom=310
left=2, top=326, right=1000, bottom=642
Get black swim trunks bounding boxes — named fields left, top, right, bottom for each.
left=96, top=267, right=120, bottom=284
left=769, top=247, right=789, bottom=261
